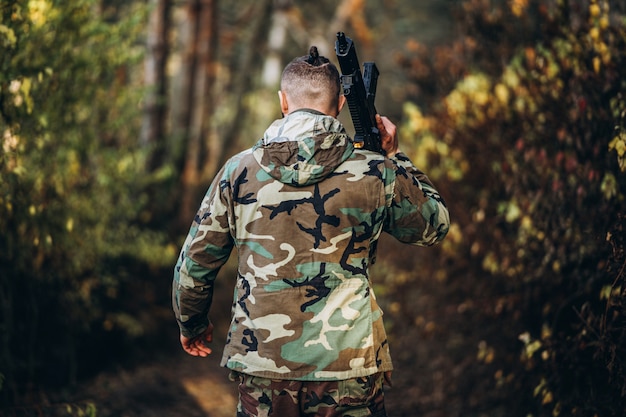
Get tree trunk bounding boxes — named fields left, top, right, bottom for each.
left=189, top=0, right=218, bottom=185
left=262, top=0, right=292, bottom=87
left=177, top=0, right=218, bottom=228
left=140, top=0, right=171, bottom=170
left=202, top=0, right=273, bottom=186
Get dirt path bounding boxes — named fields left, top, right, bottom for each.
left=75, top=342, right=413, bottom=417
left=75, top=345, right=237, bottom=417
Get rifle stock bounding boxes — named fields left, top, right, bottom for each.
left=335, top=32, right=385, bottom=155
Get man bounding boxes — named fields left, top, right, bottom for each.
left=173, top=46, right=450, bottom=417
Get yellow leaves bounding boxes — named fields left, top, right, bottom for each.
left=520, top=215, right=532, bottom=230
left=474, top=92, right=490, bottom=108
left=440, top=222, right=462, bottom=256
left=608, top=132, right=626, bottom=171
left=0, top=24, right=17, bottom=48
left=460, top=73, right=492, bottom=104
left=3, top=128, right=20, bottom=155
left=598, top=16, right=609, bottom=30
left=533, top=378, right=562, bottom=415
left=446, top=73, right=491, bottom=108
left=400, top=102, right=466, bottom=181
left=601, top=173, right=618, bottom=199
left=502, top=67, right=520, bottom=89
left=445, top=89, right=467, bottom=119
left=587, top=0, right=612, bottom=72
left=600, top=284, right=611, bottom=300
left=538, top=387, right=553, bottom=405
left=62, top=402, right=97, bottom=417
left=442, top=62, right=552, bottom=130
left=39, top=66, right=53, bottom=82
left=388, top=301, right=402, bottom=314
left=7, top=78, right=35, bottom=114
left=477, top=340, right=495, bottom=364
left=494, top=83, right=510, bottom=105
left=504, top=201, right=521, bottom=223
left=166, top=243, right=179, bottom=260
left=444, top=222, right=462, bottom=245
left=482, top=251, right=500, bottom=274
left=522, top=337, right=542, bottom=359
left=116, top=153, right=136, bottom=175
left=444, top=73, right=497, bottom=128
left=541, top=323, right=552, bottom=341
left=28, top=0, right=53, bottom=28
left=493, top=369, right=513, bottom=388
left=519, top=324, right=553, bottom=371
left=509, top=0, right=528, bottom=17
left=66, top=149, right=81, bottom=178
left=403, top=102, right=430, bottom=133
left=592, top=56, right=601, bottom=74
left=66, top=217, right=74, bottom=233
left=4, top=200, right=13, bottom=216
left=518, top=213, right=548, bottom=249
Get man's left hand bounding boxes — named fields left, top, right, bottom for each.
left=180, top=322, right=214, bottom=357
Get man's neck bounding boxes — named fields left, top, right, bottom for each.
left=288, top=108, right=326, bottom=116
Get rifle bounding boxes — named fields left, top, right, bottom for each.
left=334, top=32, right=385, bottom=155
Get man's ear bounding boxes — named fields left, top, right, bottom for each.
left=338, top=95, right=347, bottom=113
left=278, top=90, right=289, bottom=115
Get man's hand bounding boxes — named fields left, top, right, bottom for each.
left=376, top=114, right=399, bottom=157
left=384, top=371, right=393, bottom=387
left=180, top=322, right=214, bottom=357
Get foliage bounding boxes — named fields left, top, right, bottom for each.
left=393, top=0, right=626, bottom=415
left=1, top=401, right=98, bottom=417
left=0, top=0, right=176, bottom=407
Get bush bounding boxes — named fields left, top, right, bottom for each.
left=392, top=1, right=626, bottom=415
left=0, top=0, right=175, bottom=407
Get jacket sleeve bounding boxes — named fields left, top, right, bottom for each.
left=384, top=152, right=450, bottom=246
left=172, top=167, right=234, bottom=338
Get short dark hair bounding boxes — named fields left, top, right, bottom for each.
left=280, top=46, right=341, bottom=109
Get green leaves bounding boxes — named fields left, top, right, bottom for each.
left=0, top=24, right=17, bottom=48
left=609, top=129, right=626, bottom=172
left=1, top=0, right=172, bottom=399
left=395, top=0, right=626, bottom=414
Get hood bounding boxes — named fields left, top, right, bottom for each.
left=252, top=109, right=355, bottom=186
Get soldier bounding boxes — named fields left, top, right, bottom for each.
left=173, top=46, right=450, bottom=417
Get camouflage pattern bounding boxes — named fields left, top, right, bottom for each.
left=231, top=370, right=387, bottom=417
left=173, top=109, right=449, bottom=381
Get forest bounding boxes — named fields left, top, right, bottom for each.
left=1, top=0, right=625, bottom=416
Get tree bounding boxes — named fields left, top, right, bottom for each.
left=391, top=0, right=626, bottom=415
left=140, top=0, right=171, bottom=170
left=172, top=0, right=220, bottom=227
left=0, top=0, right=173, bottom=406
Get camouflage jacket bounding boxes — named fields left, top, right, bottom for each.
left=173, top=109, right=449, bottom=381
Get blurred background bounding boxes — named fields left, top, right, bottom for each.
left=1, top=0, right=626, bottom=416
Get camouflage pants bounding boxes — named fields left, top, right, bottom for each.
left=230, top=371, right=388, bottom=417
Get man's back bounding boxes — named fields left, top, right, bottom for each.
left=219, top=110, right=393, bottom=381
left=179, top=109, right=448, bottom=381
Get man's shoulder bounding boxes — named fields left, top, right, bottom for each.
left=347, top=148, right=396, bottom=170
left=228, top=147, right=256, bottom=163
left=220, top=147, right=257, bottom=171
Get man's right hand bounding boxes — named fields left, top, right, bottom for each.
left=376, top=114, right=399, bottom=157
left=180, top=322, right=214, bottom=357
